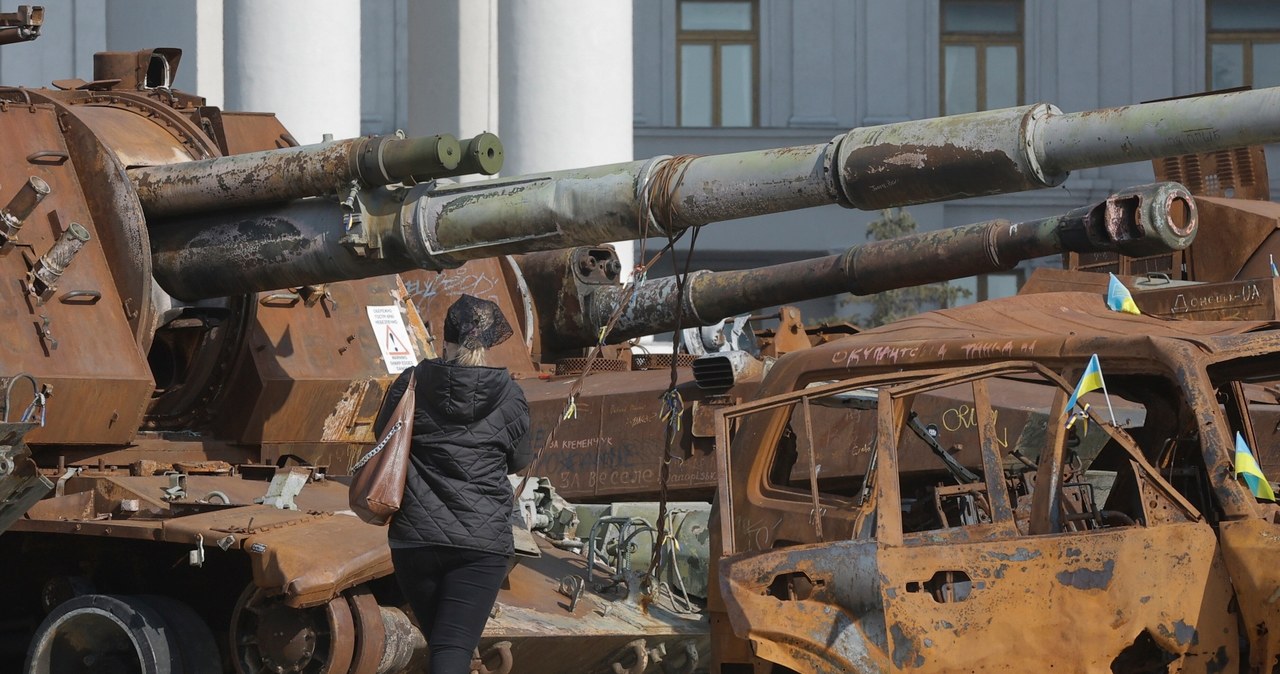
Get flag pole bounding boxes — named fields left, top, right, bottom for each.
left=1099, top=368, right=1118, bottom=426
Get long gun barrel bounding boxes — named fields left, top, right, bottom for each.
left=130, top=132, right=503, bottom=218
left=554, top=182, right=1195, bottom=347
left=146, top=87, right=1279, bottom=301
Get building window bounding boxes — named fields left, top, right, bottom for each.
left=1207, top=0, right=1280, bottom=90
left=940, top=0, right=1023, bottom=116
left=678, top=0, right=759, bottom=127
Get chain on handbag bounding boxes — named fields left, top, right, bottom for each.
left=352, top=419, right=403, bottom=472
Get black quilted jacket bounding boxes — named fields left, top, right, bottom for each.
left=373, top=358, right=531, bottom=555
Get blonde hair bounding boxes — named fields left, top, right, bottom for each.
left=444, top=341, right=488, bottom=367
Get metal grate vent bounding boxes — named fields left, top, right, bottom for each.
left=692, top=355, right=736, bottom=390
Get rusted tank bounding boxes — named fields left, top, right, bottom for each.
left=3, top=7, right=1280, bottom=672
left=713, top=293, right=1280, bottom=673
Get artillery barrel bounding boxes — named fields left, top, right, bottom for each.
left=129, top=132, right=503, bottom=218
left=569, top=182, right=1195, bottom=347
left=0, top=6, right=43, bottom=45
left=148, top=87, right=1277, bottom=300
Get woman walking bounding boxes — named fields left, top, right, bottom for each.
left=373, top=294, right=531, bottom=673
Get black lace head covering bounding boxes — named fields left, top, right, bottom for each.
left=443, top=294, right=513, bottom=350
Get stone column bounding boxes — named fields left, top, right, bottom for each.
left=224, top=0, right=361, bottom=143
left=498, top=0, right=634, bottom=277
left=405, top=0, right=499, bottom=140
left=105, top=0, right=223, bottom=105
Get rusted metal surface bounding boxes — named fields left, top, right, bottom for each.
left=1154, top=145, right=1270, bottom=201
left=92, top=48, right=182, bottom=90
left=131, top=137, right=376, bottom=215
left=19, top=92, right=159, bottom=349
left=527, top=363, right=1137, bottom=503
left=400, top=256, right=537, bottom=374
left=1218, top=518, right=1280, bottom=672
left=1137, top=277, right=1280, bottom=321
left=1184, top=196, right=1280, bottom=281
left=723, top=525, right=1236, bottom=673
left=10, top=470, right=708, bottom=671
left=213, top=111, right=296, bottom=153
left=760, top=306, right=821, bottom=356
left=1065, top=151, right=1280, bottom=288
left=1020, top=268, right=1280, bottom=325
left=12, top=474, right=390, bottom=605
left=482, top=538, right=709, bottom=674
left=516, top=246, right=622, bottom=359
left=715, top=295, right=1280, bottom=672
left=212, top=276, right=420, bottom=453
left=0, top=102, right=152, bottom=446
left=230, top=585, right=359, bottom=674
left=524, top=369, right=720, bottom=501
left=428, top=88, right=1280, bottom=247
left=345, top=586, right=385, bottom=674
left=499, top=184, right=1204, bottom=511
left=59, top=93, right=214, bottom=165
left=1042, top=210, right=1280, bottom=481
left=838, top=88, right=1280, bottom=210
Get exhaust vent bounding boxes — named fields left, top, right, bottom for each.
left=692, top=351, right=764, bottom=390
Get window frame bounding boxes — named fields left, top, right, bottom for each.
left=939, top=0, right=1025, bottom=116
left=716, top=359, right=1203, bottom=556
left=676, top=0, right=761, bottom=127
left=1205, top=1, right=1280, bottom=89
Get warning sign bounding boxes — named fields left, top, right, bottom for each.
left=366, top=305, right=419, bottom=374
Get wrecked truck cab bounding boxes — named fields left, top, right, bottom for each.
left=714, top=293, right=1280, bottom=673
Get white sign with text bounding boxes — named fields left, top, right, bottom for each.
left=366, top=305, right=418, bottom=374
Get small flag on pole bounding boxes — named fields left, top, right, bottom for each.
left=1271, top=254, right=1278, bottom=278
left=1063, top=354, right=1118, bottom=428
left=1107, top=273, right=1141, bottom=315
left=1235, top=432, right=1276, bottom=501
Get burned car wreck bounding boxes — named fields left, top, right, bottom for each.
left=715, top=291, right=1280, bottom=673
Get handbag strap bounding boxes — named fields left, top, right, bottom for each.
left=352, top=370, right=416, bottom=472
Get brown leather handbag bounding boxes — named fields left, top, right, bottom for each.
left=349, top=371, right=416, bottom=525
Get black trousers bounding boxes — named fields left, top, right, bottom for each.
left=391, top=545, right=509, bottom=674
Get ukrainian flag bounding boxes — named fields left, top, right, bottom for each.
left=1235, top=432, right=1276, bottom=501
left=1064, top=354, right=1104, bottom=416
left=1107, top=273, right=1141, bottom=315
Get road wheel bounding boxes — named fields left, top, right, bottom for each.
left=230, top=585, right=357, bottom=674
left=25, top=594, right=179, bottom=674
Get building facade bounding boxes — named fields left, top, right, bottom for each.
left=630, top=0, right=1280, bottom=321
left=1, top=0, right=1275, bottom=323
